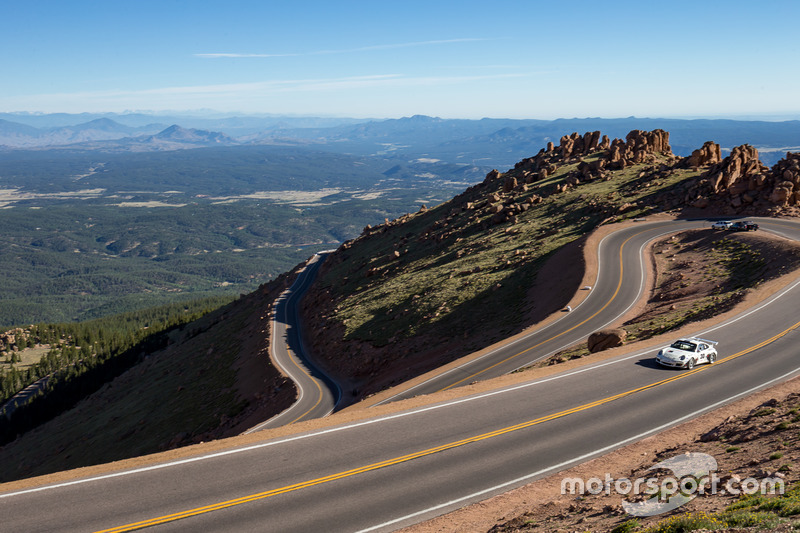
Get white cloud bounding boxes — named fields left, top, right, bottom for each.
left=194, top=53, right=299, bottom=58
left=2, top=71, right=532, bottom=114
left=11, top=72, right=525, bottom=101
left=194, top=38, right=492, bottom=59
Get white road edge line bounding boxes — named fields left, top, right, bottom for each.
left=3, top=267, right=797, bottom=501
left=354, top=365, right=800, bottom=533
left=3, top=223, right=796, bottom=499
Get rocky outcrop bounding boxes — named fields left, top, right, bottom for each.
left=768, top=152, right=800, bottom=206
left=687, top=141, right=722, bottom=168
left=705, top=144, right=768, bottom=196
left=587, top=329, right=627, bottom=353
left=511, top=129, right=672, bottom=184
left=513, top=129, right=673, bottom=181
left=606, top=129, right=672, bottom=169
left=484, top=169, right=501, bottom=183
left=0, top=328, right=31, bottom=354
left=557, top=131, right=602, bottom=159
left=679, top=145, right=795, bottom=213
left=653, top=146, right=800, bottom=216
left=298, top=130, right=800, bottom=409
left=0, top=332, right=16, bottom=351
left=351, top=132, right=798, bottom=250
left=628, top=129, right=670, bottom=154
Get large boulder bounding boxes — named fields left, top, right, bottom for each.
left=503, top=176, right=518, bottom=193
left=687, top=141, right=722, bottom=168
left=483, top=169, right=501, bottom=184
left=587, top=329, right=627, bottom=353
left=583, top=130, right=601, bottom=154
left=770, top=182, right=795, bottom=205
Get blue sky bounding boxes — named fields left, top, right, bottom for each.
left=2, top=0, right=799, bottom=119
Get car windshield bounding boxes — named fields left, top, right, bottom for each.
left=670, top=340, right=697, bottom=351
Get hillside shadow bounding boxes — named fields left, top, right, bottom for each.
left=343, top=234, right=588, bottom=395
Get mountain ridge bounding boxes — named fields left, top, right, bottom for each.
left=298, top=129, right=800, bottom=400
left=147, top=124, right=236, bottom=146
left=2, top=115, right=800, bottom=167
left=0, top=117, right=163, bottom=148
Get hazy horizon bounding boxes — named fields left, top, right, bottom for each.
left=3, top=110, right=800, bottom=124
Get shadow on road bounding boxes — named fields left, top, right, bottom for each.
left=634, top=357, right=683, bottom=371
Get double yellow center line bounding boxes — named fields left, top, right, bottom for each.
left=440, top=225, right=658, bottom=391
left=96, top=315, right=800, bottom=532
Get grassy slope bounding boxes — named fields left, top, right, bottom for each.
left=626, top=231, right=800, bottom=340
left=306, top=150, right=702, bottom=391
left=342, top=156, right=700, bottom=343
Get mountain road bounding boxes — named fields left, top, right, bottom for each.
left=244, top=252, right=341, bottom=432
left=2, top=218, right=800, bottom=532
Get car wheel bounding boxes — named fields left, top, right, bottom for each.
left=686, top=358, right=695, bottom=370
left=708, top=353, right=716, bottom=364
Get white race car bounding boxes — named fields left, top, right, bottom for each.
left=656, top=337, right=718, bottom=369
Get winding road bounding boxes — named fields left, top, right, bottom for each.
left=378, top=217, right=800, bottom=401
left=2, top=217, right=800, bottom=533
left=244, top=252, right=341, bottom=432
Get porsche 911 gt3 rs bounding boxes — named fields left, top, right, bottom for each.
left=656, top=337, right=718, bottom=369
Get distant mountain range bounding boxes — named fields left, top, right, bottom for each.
left=0, top=117, right=163, bottom=148
left=1, top=113, right=799, bottom=167
left=0, top=118, right=241, bottom=150
left=0, top=112, right=366, bottom=135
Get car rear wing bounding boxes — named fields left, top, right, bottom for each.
left=691, top=337, right=718, bottom=346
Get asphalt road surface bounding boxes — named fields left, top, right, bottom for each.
left=376, top=217, right=791, bottom=402
left=2, top=217, right=799, bottom=533
left=244, top=252, right=341, bottom=432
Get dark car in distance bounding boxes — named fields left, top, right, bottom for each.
left=730, top=221, right=759, bottom=231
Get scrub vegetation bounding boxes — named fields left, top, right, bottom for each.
left=320, top=153, right=698, bottom=349
left=625, top=230, right=800, bottom=342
